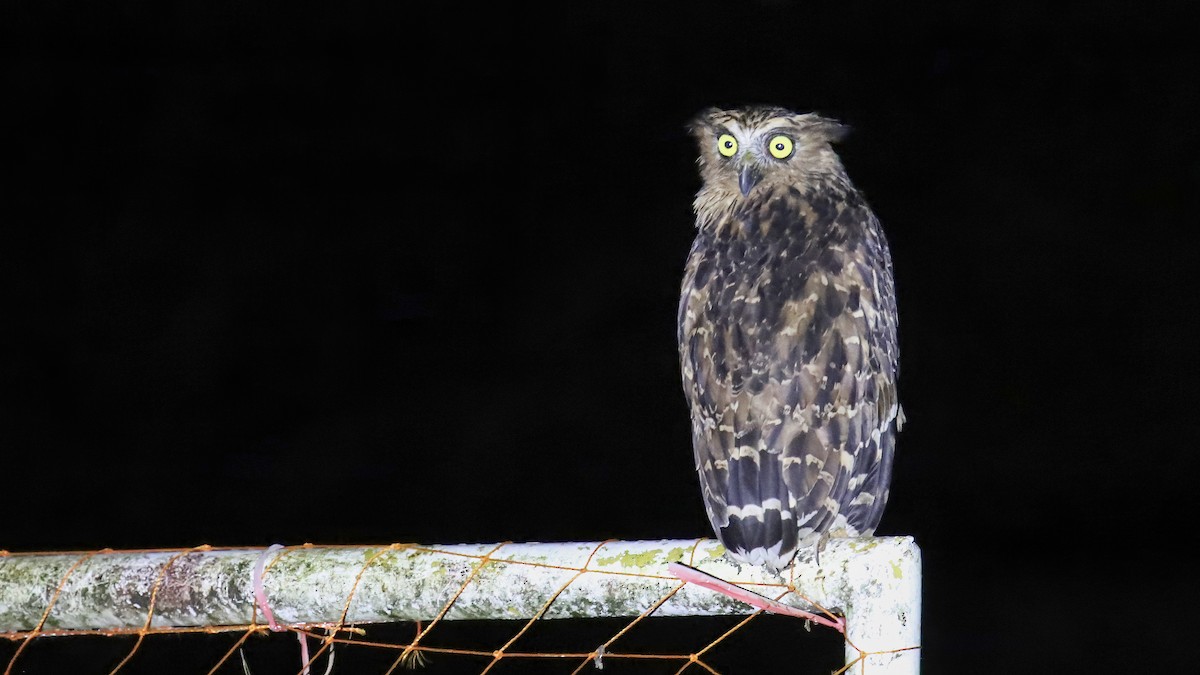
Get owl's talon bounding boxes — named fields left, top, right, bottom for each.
left=814, top=533, right=830, bottom=567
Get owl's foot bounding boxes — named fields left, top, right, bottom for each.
left=666, top=562, right=844, bottom=632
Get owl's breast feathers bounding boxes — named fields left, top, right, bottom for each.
left=679, top=182, right=899, bottom=574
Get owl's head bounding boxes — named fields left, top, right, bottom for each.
left=689, top=106, right=850, bottom=199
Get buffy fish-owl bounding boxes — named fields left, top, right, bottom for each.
left=678, top=106, right=902, bottom=574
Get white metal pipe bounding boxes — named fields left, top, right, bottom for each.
left=0, top=537, right=919, bottom=672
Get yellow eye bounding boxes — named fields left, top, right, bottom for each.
left=767, top=135, right=794, bottom=159
left=717, top=134, right=738, bottom=157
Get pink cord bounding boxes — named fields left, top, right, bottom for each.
left=252, top=544, right=285, bottom=632
left=667, top=562, right=845, bottom=632
left=297, top=632, right=311, bottom=675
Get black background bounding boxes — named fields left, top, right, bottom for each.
left=4, top=1, right=1198, bottom=673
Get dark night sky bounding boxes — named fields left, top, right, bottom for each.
left=4, top=2, right=1198, bottom=673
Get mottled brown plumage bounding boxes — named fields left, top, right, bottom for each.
left=679, top=106, right=901, bottom=574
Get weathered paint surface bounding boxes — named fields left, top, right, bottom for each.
left=840, top=537, right=922, bottom=675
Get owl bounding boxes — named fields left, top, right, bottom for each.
left=679, top=106, right=901, bottom=574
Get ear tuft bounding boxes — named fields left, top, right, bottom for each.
left=687, top=107, right=723, bottom=137
left=796, top=113, right=851, bottom=143
left=820, top=120, right=852, bottom=143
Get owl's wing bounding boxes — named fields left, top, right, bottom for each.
left=762, top=258, right=900, bottom=544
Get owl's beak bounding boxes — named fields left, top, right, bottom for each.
left=738, top=165, right=760, bottom=196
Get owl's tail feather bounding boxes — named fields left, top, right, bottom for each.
left=666, top=562, right=845, bottom=632
left=718, top=434, right=800, bottom=574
